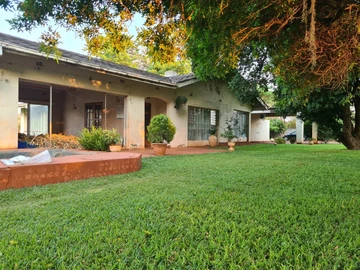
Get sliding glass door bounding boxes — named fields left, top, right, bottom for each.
left=29, top=104, right=49, bottom=135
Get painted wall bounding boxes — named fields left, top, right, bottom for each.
left=125, top=95, right=145, bottom=149
left=0, top=49, right=259, bottom=149
left=0, top=69, right=18, bottom=148
left=174, top=81, right=253, bottom=146
left=0, top=51, right=175, bottom=149
left=250, top=114, right=270, bottom=142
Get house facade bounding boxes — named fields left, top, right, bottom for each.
left=0, top=33, right=269, bottom=150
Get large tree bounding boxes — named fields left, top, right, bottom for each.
left=2, top=0, right=360, bottom=148
left=89, top=36, right=191, bottom=75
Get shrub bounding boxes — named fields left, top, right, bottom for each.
left=274, top=137, right=286, bottom=144
left=147, top=114, right=176, bottom=143
left=289, top=138, right=296, bottom=144
left=78, top=127, right=121, bottom=151
left=270, top=118, right=286, bottom=138
left=220, top=117, right=238, bottom=142
left=208, top=127, right=217, bottom=136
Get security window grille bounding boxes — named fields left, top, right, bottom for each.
left=85, top=103, right=102, bottom=129
left=233, top=110, right=249, bottom=140
left=188, top=106, right=218, bottom=140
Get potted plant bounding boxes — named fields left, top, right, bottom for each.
left=174, top=96, right=188, bottom=110
left=220, top=117, right=238, bottom=151
left=147, top=114, right=176, bottom=156
left=107, top=129, right=122, bottom=152
left=208, top=127, right=218, bottom=147
left=78, top=127, right=121, bottom=152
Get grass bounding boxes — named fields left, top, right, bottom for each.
left=0, top=144, right=359, bottom=269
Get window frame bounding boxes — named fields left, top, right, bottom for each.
left=84, top=102, right=103, bottom=129
left=188, top=106, right=218, bottom=141
left=233, top=110, right=249, bottom=141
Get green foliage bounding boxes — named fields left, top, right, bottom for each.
left=94, top=35, right=192, bottom=75
left=229, top=73, right=260, bottom=105
left=6, top=1, right=360, bottom=85
left=260, top=91, right=274, bottom=108
left=208, top=127, right=217, bottom=136
left=78, top=127, right=121, bottom=151
left=147, top=114, right=176, bottom=143
left=220, top=117, right=238, bottom=142
left=95, top=41, right=143, bottom=69
left=174, top=96, right=188, bottom=110
left=0, top=145, right=359, bottom=268
left=274, top=137, right=286, bottom=144
left=270, top=118, right=286, bottom=137
left=38, top=27, right=62, bottom=61
left=285, top=119, right=297, bottom=129
left=5, top=0, right=360, bottom=149
left=146, top=59, right=192, bottom=75
left=274, top=84, right=345, bottom=144
left=303, top=121, right=335, bottom=143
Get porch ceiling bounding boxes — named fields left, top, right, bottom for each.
left=19, top=79, right=73, bottom=93
left=19, top=79, right=126, bottom=98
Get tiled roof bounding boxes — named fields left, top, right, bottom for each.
left=169, top=73, right=197, bottom=83
left=0, top=32, right=196, bottom=87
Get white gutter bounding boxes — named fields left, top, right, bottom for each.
left=175, top=78, right=200, bottom=88
left=251, top=109, right=276, bottom=114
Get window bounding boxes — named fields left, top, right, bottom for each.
left=85, top=103, right=102, bottom=129
left=29, top=104, right=49, bottom=135
left=233, top=110, right=249, bottom=141
left=188, top=106, right=218, bottom=140
left=18, top=103, right=49, bottom=136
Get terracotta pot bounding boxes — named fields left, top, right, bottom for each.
left=228, top=141, right=235, bottom=151
left=109, top=145, right=122, bottom=152
left=152, top=143, right=168, bottom=156
left=208, top=135, right=217, bottom=147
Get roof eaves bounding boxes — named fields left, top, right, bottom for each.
left=256, top=96, right=269, bottom=110
left=1, top=42, right=178, bottom=88
left=175, top=78, right=200, bottom=88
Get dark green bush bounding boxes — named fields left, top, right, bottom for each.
left=147, top=114, right=176, bottom=143
left=270, top=118, right=286, bottom=138
left=274, top=137, right=286, bottom=144
left=78, top=127, right=121, bottom=151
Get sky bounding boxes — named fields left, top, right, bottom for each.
left=0, top=10, right=143, bottom=55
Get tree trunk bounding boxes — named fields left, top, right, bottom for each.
left=341, top=99, right=360, bottom=150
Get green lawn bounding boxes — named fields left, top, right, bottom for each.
left=0, top=144, right=359, bottom=269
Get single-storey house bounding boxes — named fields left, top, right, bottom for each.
left=0, top=32, right=270, bottom=149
